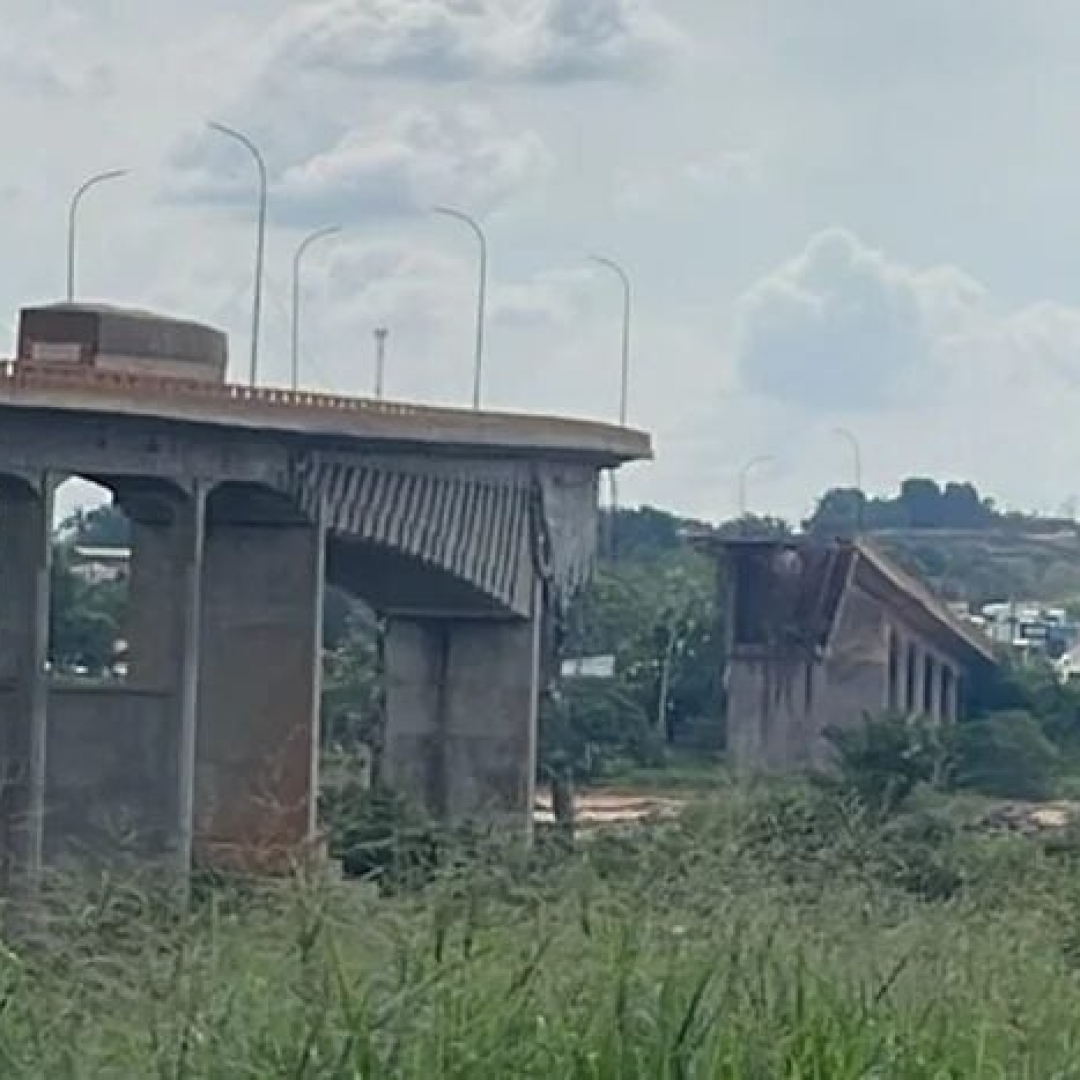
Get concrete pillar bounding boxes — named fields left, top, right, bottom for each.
left=125, top=487, right=206, bottom=882
left=383, top=590, right=542, bottom=826
left=0, top=476, right=52, bottom=899
left=195, top=514, right=324, bottom=871
left=945, top=664, right=961, bottom=722
left=909, top=641, right=924, bottom=716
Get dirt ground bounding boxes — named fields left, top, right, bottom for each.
left=534, top=789, right=1080, bottom=834
left=534, top=788, right=685, bottom=827
left=977, top=800, right=1077, bottom=834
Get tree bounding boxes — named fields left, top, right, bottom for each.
left=802, top=489, right=862, bottom=538
left=603, top=506, right=705, bottom=561
left=899, top=478, right=944, bottom=528
left=49, top=544, right=125, bottom=674
left=555, top=546, right=721, bottom=772
left=60, top=504, right=131, bottom=547
left=941, top=482, right=992, bottom=529
left=322, top=608, right=384, bottom=758
left=950, top=712, right=1060, bottom=800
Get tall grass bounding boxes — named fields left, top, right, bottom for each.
left=3, top=786, right=1080, bottom=1077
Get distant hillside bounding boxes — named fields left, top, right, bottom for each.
left=869, top=528, right=1080, bottom=607
left=800, top=478, right=1080, bottom=606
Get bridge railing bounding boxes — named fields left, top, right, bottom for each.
left=0, top=360, right=426, bottom=418
left=0, top=359, right=651, bottom=458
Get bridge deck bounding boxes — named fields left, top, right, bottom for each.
left=0, top=362, right=650, bottom=464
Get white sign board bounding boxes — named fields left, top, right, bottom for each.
left=561, top=655, right=616, bottom=680
left=30, top=341, right=82, bottom=363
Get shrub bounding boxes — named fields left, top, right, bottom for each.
left=320, top=779, right=438, bottom=885
left=822, top=713, right=943, bottom=817
left=950, top=711, right=1061, bottom=800
left=539, top=679, right=657, bottom=782
left=875, top=809, right=965, bottom=901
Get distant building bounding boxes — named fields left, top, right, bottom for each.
left=976, top=601, right=1076, bottom=659
left=70, top=544, right=130, bottom=584
left=1056, top=644, right=1080, bottom=684
left=699, top=537, right=998, bottom=772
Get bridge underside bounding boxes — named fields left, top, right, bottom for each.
left=0, top=416, right=603, bottom=895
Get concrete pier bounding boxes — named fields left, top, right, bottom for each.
left=383, top=601, right=542, bottom=825
left=195, top=505, right=324, bottom=871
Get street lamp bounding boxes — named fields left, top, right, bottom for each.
left=738, top=454, right=775, bottom=528
left=433, top=206, right=487, bottom=410
left=208, top=121, right=267, bottom=387
left=67, top=169, right=128, bottom=302
left=833, top=426, right=864, bottom=533
left=590, top=255, right=632, bottom=427
left=290, top=225, right=342, bottom=391
left=373, top=328, right=389, bottom=399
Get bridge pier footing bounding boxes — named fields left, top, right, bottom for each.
left=383, top=594, right=541, bottom=828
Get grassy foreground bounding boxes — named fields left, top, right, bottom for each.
left=4, top=785, right=1080, bottom=1077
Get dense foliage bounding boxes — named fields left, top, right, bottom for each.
left=548, top=508, right=722, bottom=778
left=50, top=514, right=127, bottom=675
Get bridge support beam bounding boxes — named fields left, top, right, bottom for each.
left=0, top=476, right=52, bottom=902
left=195, top=512, right=324, bottom=871
left=383, top=593, right=542, bottom=827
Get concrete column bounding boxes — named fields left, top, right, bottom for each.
left=175, top=487, right=205, bottom=888
left=909, top=641, right=924, bottom=716
left=383, top=586, right=542, bottom=827
left=0, top=476, right=52, bottom=899
left=125, top=486, right=207, bottom=881
left=946, top=664, right=961, bottom=722
left=195, top=513, right=324, bottom=871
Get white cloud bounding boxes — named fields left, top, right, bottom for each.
left=170, top=104, right=548, bottom=223
left=732, top=227, right=1080, bottom=412
left=0, top=44, right=114, bottom=100
left=615, top=148, right=760, bottom=211
left=267, top=0, right=684, bottom=84
left=733, top=229, right=991, bottom=410
left=275, top=107, right=550, bottom=222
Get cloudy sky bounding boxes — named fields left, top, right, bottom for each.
left=5, top=1, right=1080, bottom=523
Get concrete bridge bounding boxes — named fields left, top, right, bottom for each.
left=0, top=305, right=649, bottom=893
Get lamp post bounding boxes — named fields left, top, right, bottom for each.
left=738, top=454, right=775, bottom=532
left=290, top=225, right=342, bottom=391
left=833, top=426, right=864, bottom=533
left=433, top=206, right=487, bottom=410
left=590, top=255, right=632, bottom=427
left=208, top=122, right=267, bottom=387
left=373, top=327, right=389, bottom=399
left=67, top=169, right=128, bottom=302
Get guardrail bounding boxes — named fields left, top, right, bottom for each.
left=0, top=360, right=425, bottom=417
left=0, top=360, right=651, bottom=458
